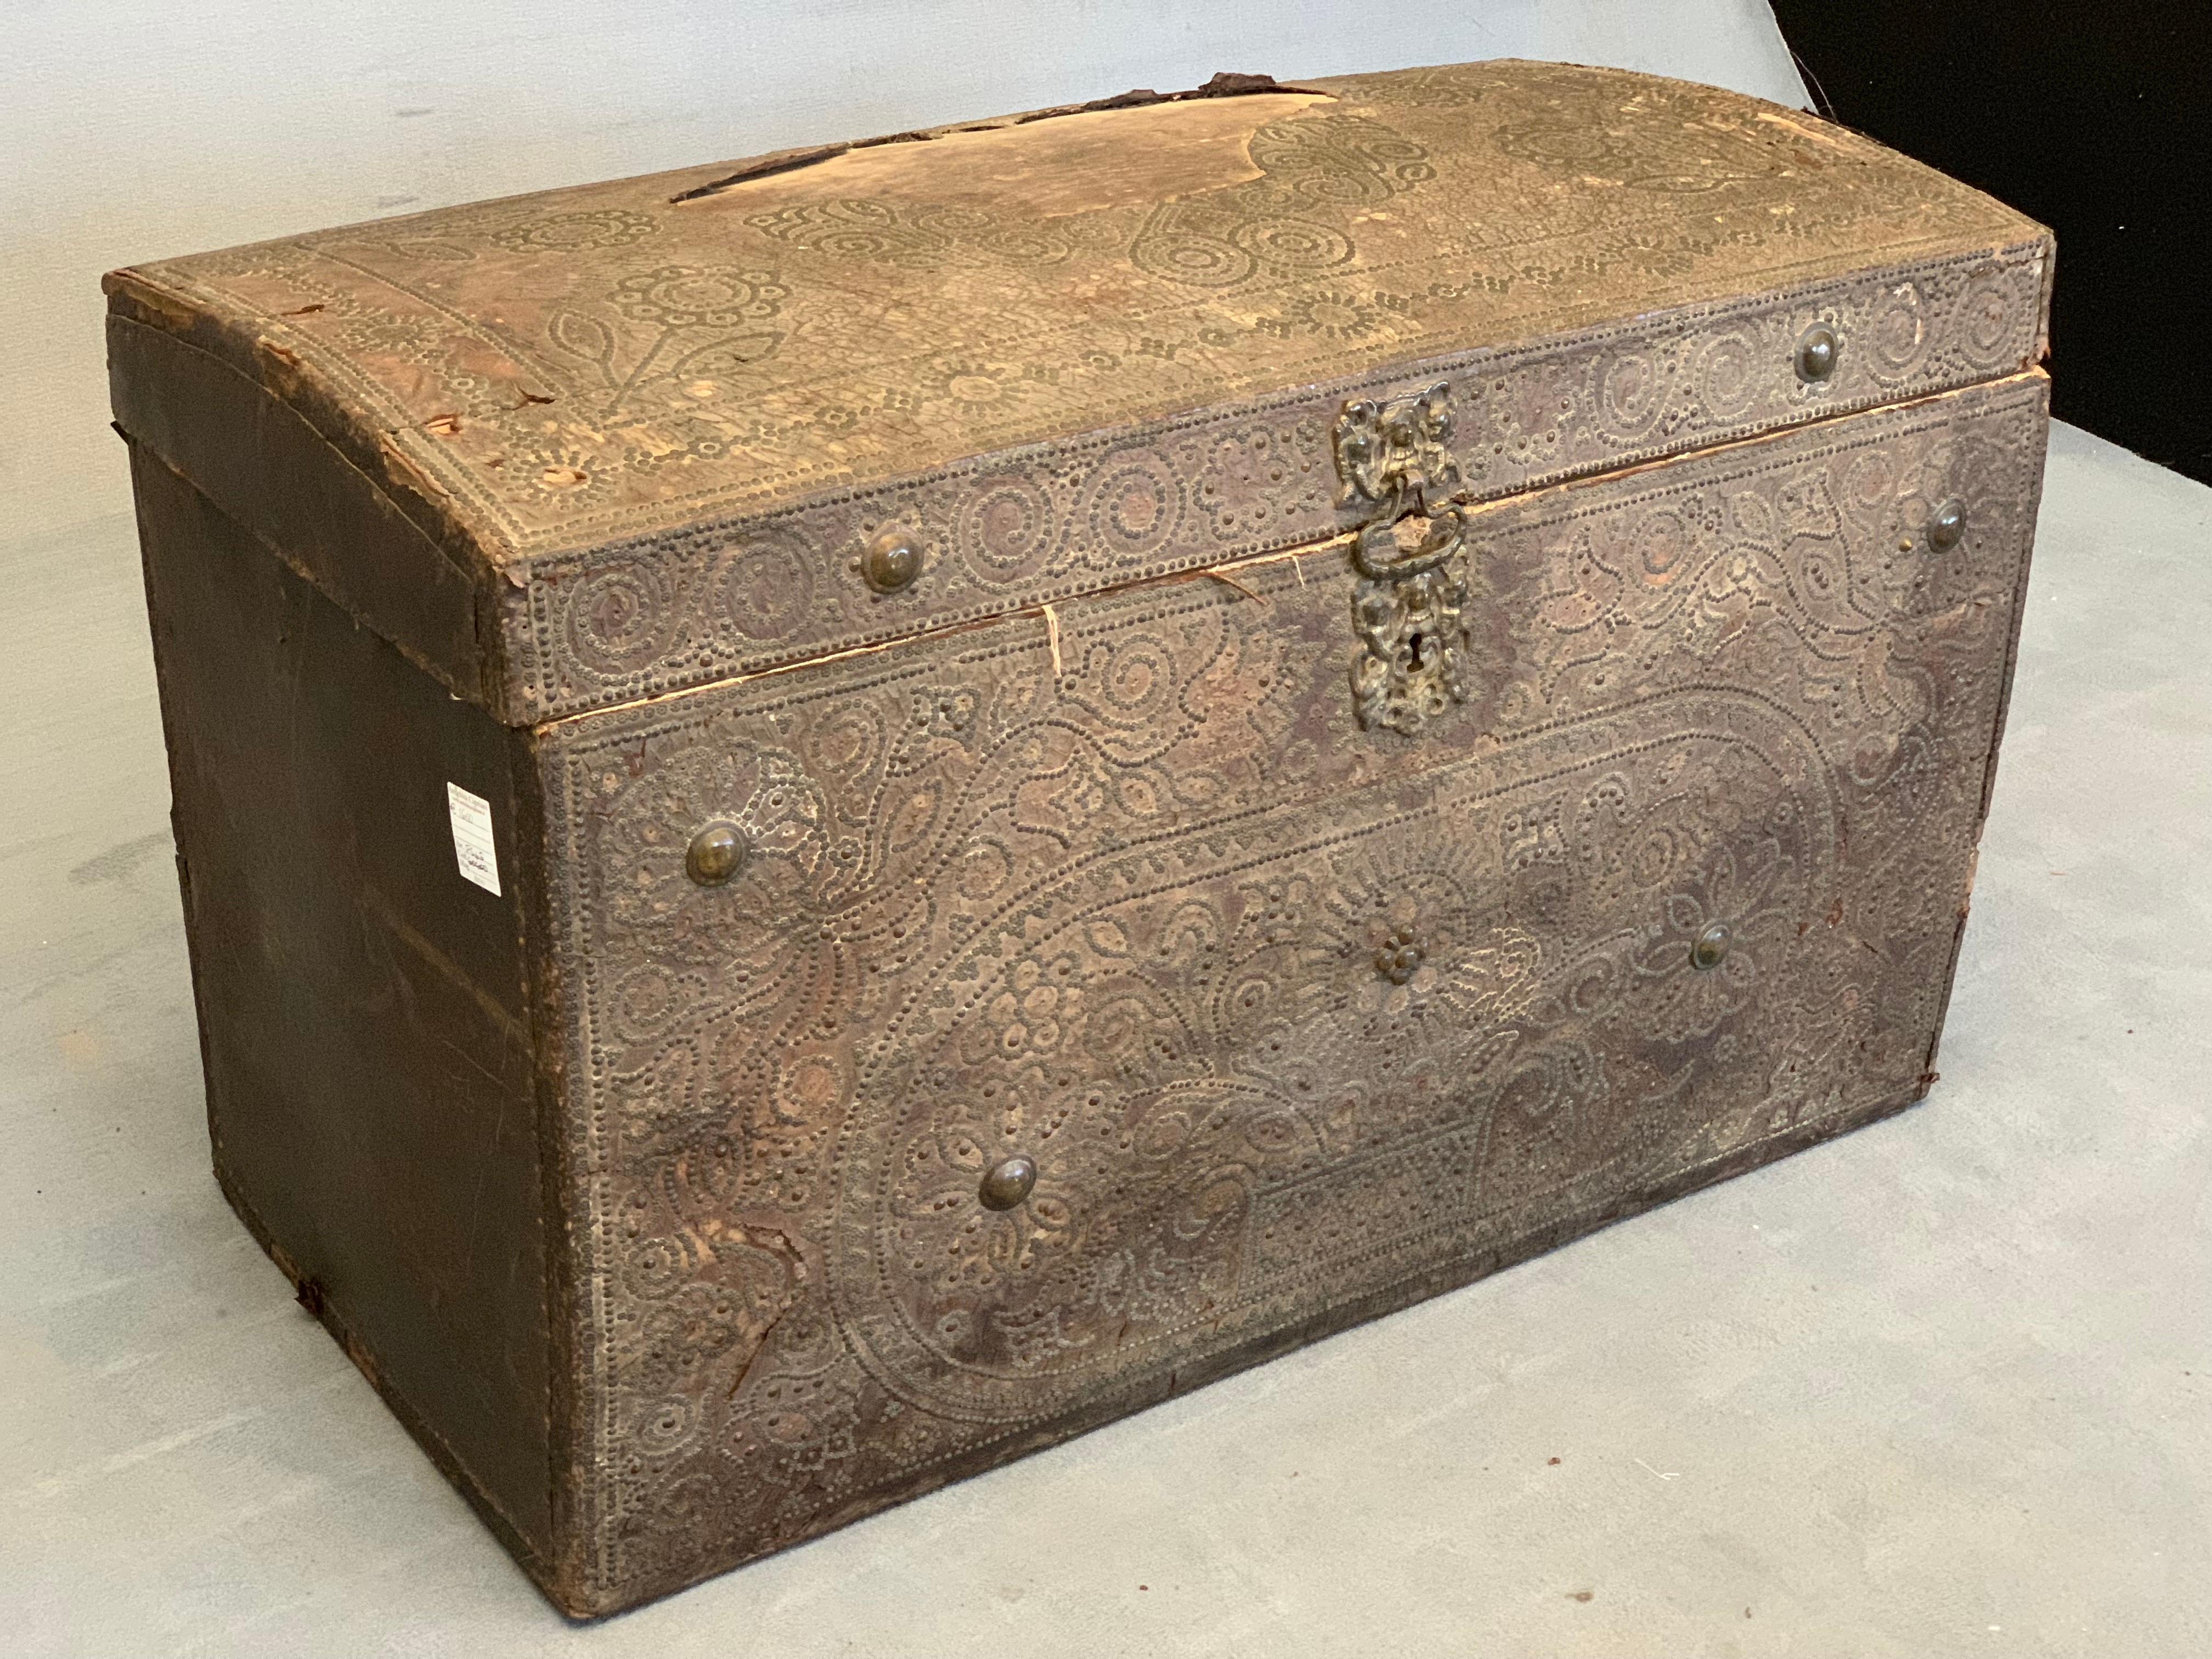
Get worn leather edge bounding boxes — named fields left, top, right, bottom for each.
left=105, top=271, right=501, bottom=589
left=106, top=308, right=514, bottom=714
left=509, top=726, right=596, bottom=1615
left=563, top=1080, right=1927, bottom=1615
left=128, top=447, right=239, bottom=1310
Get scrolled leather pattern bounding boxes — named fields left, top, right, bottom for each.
left=537, top=374, right=2046, bottom=1604
left=511, top=251, right=2042, bottom=719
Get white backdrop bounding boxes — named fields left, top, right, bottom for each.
left=0, top=1, right=1804, bottom=544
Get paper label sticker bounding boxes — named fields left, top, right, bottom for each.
left=447, top=782, right=501, bottom=896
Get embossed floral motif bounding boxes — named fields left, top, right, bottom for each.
left=1283, top=289, right=1388, bottom=340
left=324, top=309, right=445, bottom=366
left=1612, top=233, right=1700, bottom=277
left=514, top=436, right=600, bottom=495
left=611, top=265, right=787, bottom=329
left=1493, top=111, right=1629, bottom=170
left=906, top=204, right=1073, bottom=267
left=699, top=1370, right=868, bottom=1541
left=505, top=260, right=2041, bottom=712
left=531, top=389, right=2029, bottom=1592
left=982, top=957, right=1085, bottom=1063
left=491, top=208, right=659, bottom=252
left=1628, top=837, right=1793, bottom=1042
left=599, top=738, right=830, bottom=966
left=606, top=961, right=707, bottom=1046
left=1373, top=923, right=1426, bottom=985
left=744, top=199, right=916, bottom=259
left=1231, top=215, right=1355, bottom=272
left=1334, top=853, right=1540, bottom=1033
left=1491, top=84, right=1804, bottom=194
left=548, top=479, right=2022, bottom=1589
left=900, top=1113, right=1077, bottom=1299
left=561, top=556, right=677, bottom=675
left=919, top=358, right=1046, bottom=417
left=885, top=1062, right=1247, bottom=1378
left=1353, top=895, right=1442, bottom=1017
left=1247, top=114, right=1436, bottom=205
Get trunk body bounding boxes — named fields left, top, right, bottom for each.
left=109, top=59, right=2052, bottom=1615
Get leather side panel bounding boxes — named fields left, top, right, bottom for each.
left=131, top=448, right=556, bottom=1576
left=110, top=313, right=499, bottom=713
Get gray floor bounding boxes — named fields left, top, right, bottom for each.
left=3, top=422, right=2206, bottom=1656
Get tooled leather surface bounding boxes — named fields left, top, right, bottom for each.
left=125, top=59, right=2045, bottom=721
left=537, top=374, right=2046, bottom=1604
left=507, top=247, right=2045, bottom=720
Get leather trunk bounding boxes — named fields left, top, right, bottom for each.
left=106, top=59, right=2053, bottom=1616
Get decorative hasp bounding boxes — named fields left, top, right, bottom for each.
left=1333, top=383, right=1478, bottom=736
left=1333, top=381, right=1462, bottom=514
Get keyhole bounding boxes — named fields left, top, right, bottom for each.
left=1407, top=630, right=1426, bottom=668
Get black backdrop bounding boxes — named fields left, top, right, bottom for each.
left=1770, top=2, right=2212, bottom=484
